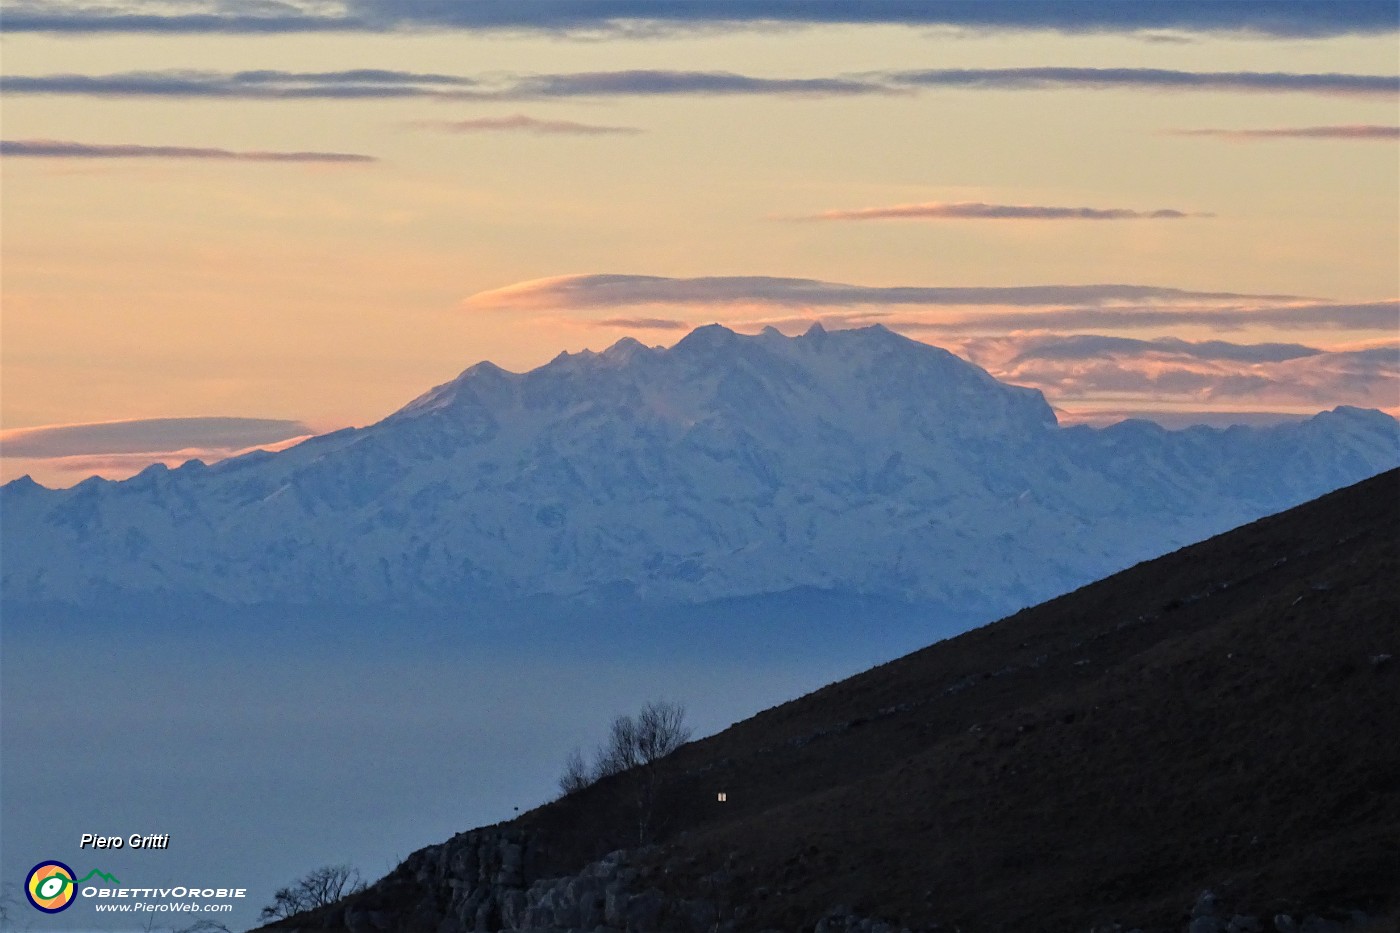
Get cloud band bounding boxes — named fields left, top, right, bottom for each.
left=464, top=274, right=1302, bottom=312
left=4, top=1, right=1395, bottom=37
left=407, top=114, right=640, bottom=135
left=0, top=417, right=316, bottom=459
left=0, top=140, right=376, bottom=162
left=1170, top=125, right=1400, bottom=140
left=799, top=201, right=1210, bottom=221
left=5, top=67, right=1393, bottom=102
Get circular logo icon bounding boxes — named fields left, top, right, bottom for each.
left=26, top=861, right=78, bottom=913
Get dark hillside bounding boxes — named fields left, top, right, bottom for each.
left=271, top=469, right=1399, bottom=932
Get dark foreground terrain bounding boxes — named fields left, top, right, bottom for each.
left=268, top=470, right=1399, bottom=933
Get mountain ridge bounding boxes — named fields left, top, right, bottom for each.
left=3, top=325, right=1397, bottom=611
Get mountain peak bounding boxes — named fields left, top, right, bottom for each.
left=0, top=474, right=45, bottom=495
left=671, top=322, right=738, bottom=354
left=391, top=359, right=515, bottom=419
left=463, top=360, right=510, bottom=380
left=833, top=322, right=924, bottom=348
left=790, top=322, right=917, bottom=354
left=600, top=335, right=652, bottom=363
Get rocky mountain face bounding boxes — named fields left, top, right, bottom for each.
left=261, top=470, right=1400, bottom=933
left=3, top=324, right=1397, bottom=612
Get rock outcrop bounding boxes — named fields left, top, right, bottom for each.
left=291, top=828, right=733, bottom=933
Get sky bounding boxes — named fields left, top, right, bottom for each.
left=2, top=1, right=1398, bottom=487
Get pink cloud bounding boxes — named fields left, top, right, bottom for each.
left=35, top=438, right=311, bottom=474
left=0, top=416, right=316, bottom=458
left=407, top=114, right=641, bottom=135
left=4, top=436, right=317, bottom=487
left=887, top=300, right=1398, bottom=333
left=0, top=416, right=335, bottom=486
left=1054, top=409, right=1312, bottom=428
left=949, top=334, right=1399, bottom=410
left=796, top=201, right=1211, bottom=221
left=465, top=274, right=1297, bottom=312
left=594, top=317, right=692, bottom=330
left=1170, top=124, right=1400, bottom=141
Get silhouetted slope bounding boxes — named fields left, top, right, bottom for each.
left=275, top=469, right=1399, bottom=932
left=634, top=470, right=1399, bottom=931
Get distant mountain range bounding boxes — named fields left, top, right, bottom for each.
left=3, top=324, right=1397, bottom=612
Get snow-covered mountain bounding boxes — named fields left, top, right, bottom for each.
left=3, top=324, right=1397, bottom=615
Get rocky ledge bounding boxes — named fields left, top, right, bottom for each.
left=268, top=829, right=1384, bottom=933
left=275, top=827, right=728, bottom=933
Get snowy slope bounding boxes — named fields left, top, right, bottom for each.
left=3, top=324, right=1397, bottom=614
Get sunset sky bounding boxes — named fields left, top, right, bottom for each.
left=2, top=1, right=1397, bottom=487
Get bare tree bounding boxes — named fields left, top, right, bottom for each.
left=596, top=711, right=641, bottom=778
left=583, top=699, right=691, bottom=840
left=594, top=700, right=689, bottom=778
left=631, top=699, right=692, bottom=841
left=558, top=745, right=591, bottom=797
left=259, top=864, right=365, bottom=922
left=556, top=700, right=692, bottom=842
left=635, top=699, right=691, bottom=765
